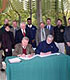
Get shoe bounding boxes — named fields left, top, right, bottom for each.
left=1, top=68, right=5, bottom=72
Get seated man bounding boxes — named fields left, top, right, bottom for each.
left=35, top=35, right=59, bottom=55
left=13, top=37, right=35, bottom=57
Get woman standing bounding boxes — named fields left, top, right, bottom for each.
left=2, top=24, right=15, bottom=60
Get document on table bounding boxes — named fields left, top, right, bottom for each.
left=8, top=58, right=21, bottom=63
left=19, top=53, right=60, bottom=60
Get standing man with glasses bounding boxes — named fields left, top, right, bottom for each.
left=36, top=22, right=49, bottom=46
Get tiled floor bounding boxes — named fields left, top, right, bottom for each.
left=0, top=71, right=6, bottom=80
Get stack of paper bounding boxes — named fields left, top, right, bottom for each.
left=8, top=58, right=21, bottom=63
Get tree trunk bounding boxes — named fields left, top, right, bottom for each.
left=0, top=0, right=8, bottom=13
left=61, top=0, right=67, bottom=26
left=55, top=0, right=59, bottom=24
left=29, top=0, right=32, bottom=19
left=18, top=15, right=21, bottom=26
left=36, top=0, right=42, bottom=28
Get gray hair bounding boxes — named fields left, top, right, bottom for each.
left=20, top=22, right=26, bottom=28
left=47, top=34, right=53, bottom=39
left=22, top=37, right=29, bottom=41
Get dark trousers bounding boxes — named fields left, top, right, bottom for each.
left=65, top=45, right=70, bottom=56
left=0, top=52, right=2, bottom=69
left=3, top=50, right=12, bottom=61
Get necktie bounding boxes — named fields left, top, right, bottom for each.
left=42, top=29, right=46, bottom=39
left=47, top=26, right=50, bottom=30
left=42, top=29, right=44, bottom=38
left=23, top=32, right=26, bottom=37
left=14, top=29, right=17, bottom=37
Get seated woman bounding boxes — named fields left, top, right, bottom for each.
left=13, top=37, right=35, bottom=58
left=35, top=35, right=59, bottom=55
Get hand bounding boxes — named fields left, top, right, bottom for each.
left=67, top=42, right=70, bottom=47
left=27, top=54, right=32, bottom=58
left=45, top=51, right=51, bottom=55
left=21, top=54, right=26, bottom=57
left=40, top=51, right=51, bottom=56
left=5, top=49, right=8, bottom=52
left=17, top=54, right=26, bottom=57
left=27, top=53, right=34, bottom=58
left=40, top=52, right=46, bottom=56
left=17, top=54, right=22, bottom=57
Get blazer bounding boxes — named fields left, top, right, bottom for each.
left=15, top=29, right=27, bottom=44
left=64, top=26, right=70, bottom=42
left=36, top=28, right=50, bottom=46
left=45, top=25, right=54, bottom=35
left=10, top=27, right=20, bottom=38
left=13, top=43, right=35, bottom=56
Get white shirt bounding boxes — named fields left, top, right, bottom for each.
left=28, top=25, right=32, bottom=28
left=13, top=27, right=17, bottom=30
left=22, top=46, right=26, bottom=49
left=21, top=29, right=26, bottom=33
left=47, top=25, right=51, bottom=30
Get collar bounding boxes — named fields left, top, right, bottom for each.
left=22, top=46, right=26, bottom=49
left=46, top=40, right=52, bottom=45
left=28, top=25, right=32, bottom=28
left=14, top=27, right=17, bottom=30
left=47, top=25, right=51, bottom=27
left=21, top=29, right=26, bottom=33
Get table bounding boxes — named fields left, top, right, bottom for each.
left=5, top=54, right=70, bottom=80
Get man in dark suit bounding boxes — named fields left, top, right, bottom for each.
left=26, top=18, right=37, bottom=48
left=35, top=35, right=59, bottom=55
left=64, top=18, right=70, bottom=55
left=36, top=22, right=50, bottom=46
left=15, top=22, right=27, bottom=44
left=45, top=18, right=54, bottom=35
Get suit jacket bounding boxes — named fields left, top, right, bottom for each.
left=35, top=41, right=59, bottom=54
left=64, top=26, right=70, bottom=43
left=15, top=29, right=27, bottom=44
left=36, top=28, right=50, bottom=46
left=13, top=43, right=35, bottom=56
left=10, top=27, right=20, bottom=38
left=45, top=25, right=54, bottom=35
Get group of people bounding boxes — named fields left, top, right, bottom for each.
left=0, top=17, right=70, bottom=71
